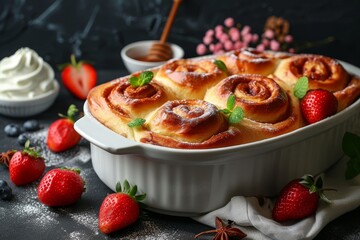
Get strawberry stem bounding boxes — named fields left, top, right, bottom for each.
left=115, top=180, right=146, bottom=202
left=70, top=54, right=78, bottom=67
left=58, top=104, right=79, bottom=122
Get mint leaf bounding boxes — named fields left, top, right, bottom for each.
left=128, top=118, right=146, bottom=127
left=227, top=94, right=236, bottom=110
left=129, top=71, right=153, bottom=87
left=293, top=76, right=309, bottom=99
left=342, top=132, right=360, bottom=179
left=129, top=76, right=139, bottom=87
left=214, top=60, right=227, bottom=74
left=139, top=71, right=154, bottom=86
left=221, top=95, right=244, bottom=124
left=219, top=109, right=231, bottom=115
left=229, top=107, right=244, bottom=124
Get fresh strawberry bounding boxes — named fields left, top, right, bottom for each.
left=300, top=89, right=338, bottom=124
left=37, top=167, right=85, bottom=206
left=98, top=180, right=146, bottom=234
left=47, top=104, right=81, bottom=152
left=9, top=140, right=45, bottom=186
left=272, top=174, right=331, bottom=222
left=60, top=54, right=97, bottom=100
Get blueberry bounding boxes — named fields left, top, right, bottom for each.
left=0, top=180, right=8, bottom=188
left=23, top=119, right=40, bottom=132
left=4, top=124, right=22, bottom=137
left=0, top=180, right=12, bottom=200
left=18, top=133, right=29, bottom=146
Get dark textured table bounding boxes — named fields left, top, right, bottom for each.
left=0, top=70, right=359, bottom=240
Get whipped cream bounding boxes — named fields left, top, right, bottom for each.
left=0, top=47, right=57, bottom=100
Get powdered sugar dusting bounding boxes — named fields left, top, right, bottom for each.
left=26, top=125, right=91, bottom=166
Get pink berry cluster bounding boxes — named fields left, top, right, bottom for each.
left=196, top=17, right=295, bottom=55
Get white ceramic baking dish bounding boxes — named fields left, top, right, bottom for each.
left=74, top=61, right=360, bottom=216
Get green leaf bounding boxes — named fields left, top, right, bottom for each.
left=59, top=104, right=79, bottom=122
left=129, top=76, right=140, bottom=87
left=228, top=107, right=244, bottom=124
left=129, top=71, right=154, bottom=87
left=345, top=157, right=360, bottom=180
left=139, top=71, right=154, bottom=85
left=123, top=180, right=130, bottom=193
left=293, top=76, right=309, bottom=99
left=227, top=94, right=236, bottom=110
left=219, top=109, right=231, bottom=115
left=342, top=132, right=360, bottom=158
left=135, top=193, right=147, bottom=202
left=342, top=132, right=360, bottom=179
left=115, top=182, right=122, bottom=193
left=214, top=60, right=227, bottom=74
left=129, top=185, right=137, bottom=197
left=128, top=118, right=146, bottom=128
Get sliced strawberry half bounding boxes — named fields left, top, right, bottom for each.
left=60, top=55, right=97, bottom=100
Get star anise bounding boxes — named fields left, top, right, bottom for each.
left=0, top=150, right=16, bottom=167
left=194, top=217, right=247, bottom=240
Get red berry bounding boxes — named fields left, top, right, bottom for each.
left=98, top=180, right=146, bottom=234
left=300, top=89, right=338, bottom=124
left=37, top=168, right=85, bottom=206
left=60, top=55, right=97, bottom=100
left=47, top=104, right=81, bottom=152
left=9, top=141, right=45, bottom=186
left=272, top=175, right=330, bottom=222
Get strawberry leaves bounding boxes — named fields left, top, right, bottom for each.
left=116, top=180, right=146, bottom=202
left=220, top=94, right=244, bottom=124
left=129, top=71, right=154, bottom=87
left=342, top=132, right=360, bottom=180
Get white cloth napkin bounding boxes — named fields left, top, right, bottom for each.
left=193, top=156, right=360, bottom=240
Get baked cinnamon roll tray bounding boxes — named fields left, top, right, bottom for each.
left=74, top=49, right=360, bottom=216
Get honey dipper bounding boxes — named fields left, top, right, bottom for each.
left=146, top=0, right=182, bottom=62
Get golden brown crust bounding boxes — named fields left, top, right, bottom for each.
left=274, top=54, right=350, bottom=91
left=334, top=75, right=360, bottom=111
left=154, top=59, right=227, bottom=99
left=87, top=73, right=171, bottom=140
left=204, top=74, right=304, bottom=143
left=87, top=49, right=360, bottom=149
left=217, top=48, right=291, bottom=76
left=135, top=99, right=246, bottom=149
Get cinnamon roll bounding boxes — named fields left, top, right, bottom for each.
left=334, top=75, right=360, bottom=111
left=204, top=74, right=304, bottom=142
left=274, top=54, right=350, bottom=91
left=217, top=48, right=291, bottom=76
left=154, top=59, right=227, bottom=99
left=136, top=99, right=244, bottom=149
left=87, top=74, right=170, bottom=139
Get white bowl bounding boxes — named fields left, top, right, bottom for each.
left=120, top=40, right=184, bottom=73
left=0, top=81, right=60, bottom=118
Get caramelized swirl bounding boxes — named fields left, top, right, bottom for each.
left=274, top=54, right=350, bottom=91
left=87, top=75, right=170, bottom=139
left=205, top=74, right=289, bottom=123
left=154, top=59, right=227, bottom=99
left=205, top=74, right=304, bottom=142
left=217, top=48, right=291, bottom=76
left=106, top=77, right=169, bottom=118
left=137, top=100, right=243, bottom=149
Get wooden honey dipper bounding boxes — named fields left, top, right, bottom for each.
left=146, top=0, right=182, bottom=62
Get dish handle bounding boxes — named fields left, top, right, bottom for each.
left=74, top=115, right=141, bottom=155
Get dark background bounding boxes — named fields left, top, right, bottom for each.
left=1, top=0, right=360, bottom=71
left=1, top=1, right=360, bottom=239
